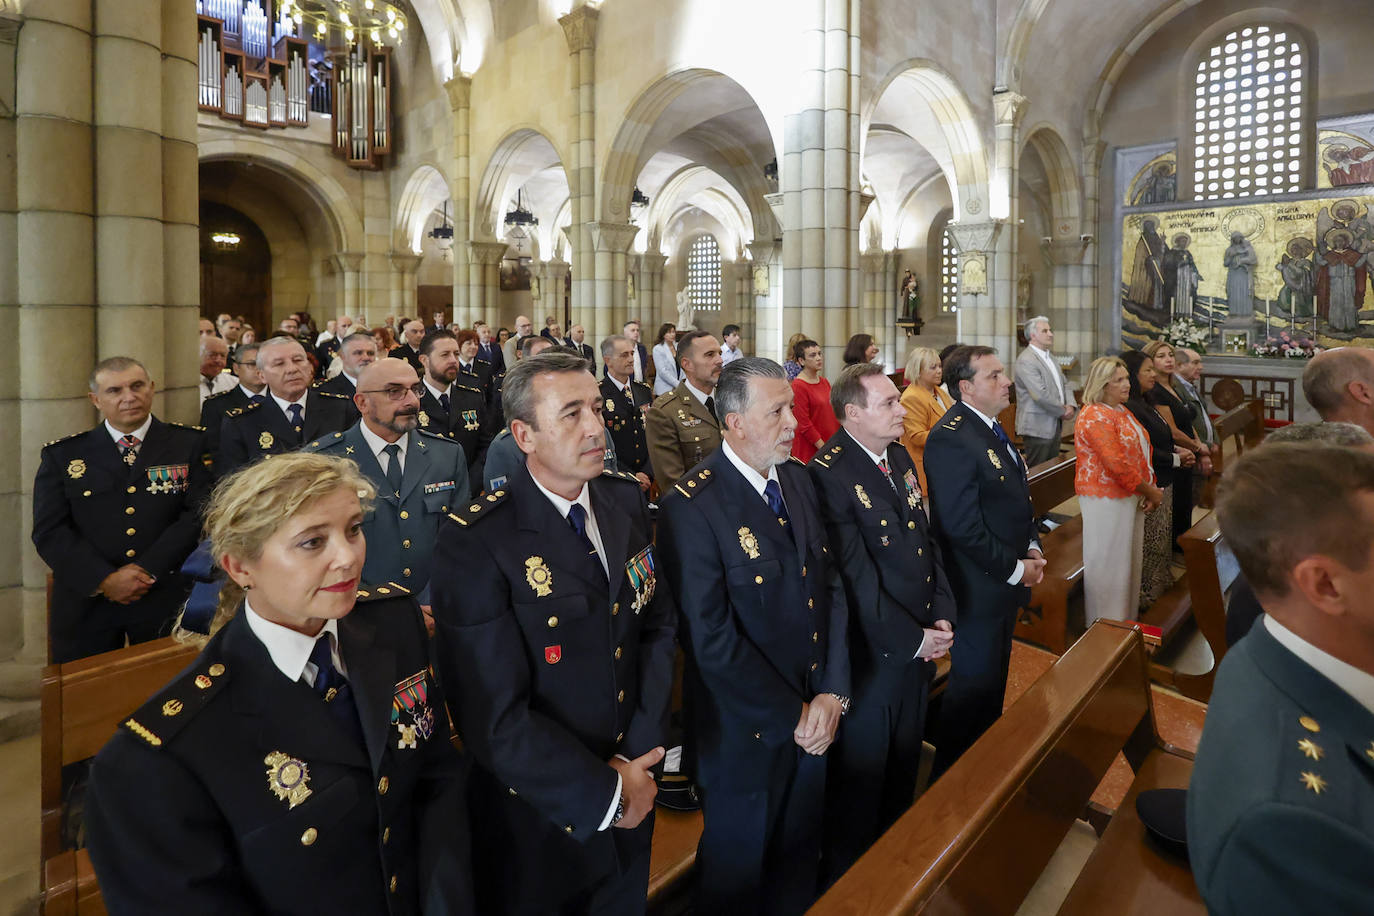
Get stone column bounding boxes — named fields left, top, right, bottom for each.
left=0, top=11, right=23, bottom=661
left=1046, top=238, right=1093, bottom=372
left=542, top=259, right=570, bottom=325
left=559, top=5, right=598, bottom=324
left=331, top=252, right=364, bottom=321
left=947, top=220, right=1005, bottom=353
left=781, top=0, right=861, bottom=371
left=638, top=252, right=665, bottom=330
left=985, top=90, right=1029, bottom=360
left=390, top=251, right=423, bottom=326
left=746, top=241, right=777, bottom=359
left=444, top=76, right=472, bottom=325
left=1081, top=138, right=1107, bottom=355
left=160, top=0, right=201, bottom=423
left=468, top=240, right=508, bottom=319
left=590, top=222, right=639, bottom=343
left=860, top=251, right=896, bottom=366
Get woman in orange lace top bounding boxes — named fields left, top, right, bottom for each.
left=1074, top=356, right=1164, bottom=623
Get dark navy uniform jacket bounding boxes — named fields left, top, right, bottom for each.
left=599, top=375, right=653, bottom=477
left=431, top=465, right=676, bottom=911
left=218, top=389, right=357, bottom=477
left=85, top=591, right=473, bottom=915
left=198, top=385, right=253, bottom=469
left=32, top=418, right=209, bottom=660
left=418, top=382, right=491, bottom=486
left=657, top=448, right=850, bottom=791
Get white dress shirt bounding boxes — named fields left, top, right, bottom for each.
left=358, top=422, right=408, bottom=477
left=423, top=377, right=452, bottom=404
left=1030, top=344, right=1065, bottom=403
left=683, top=379, right=713, bottom=410
left=270, top=391, right=307, bottom=424
left=244, top=598, right=346, bottom=683
left=104, top=415, right=153, bottom=448
left=1265, top=616, right=1374, bottom=716
left=962, top=402, right=1039, bottom=585
left=721, top=440, right=783, bottom=506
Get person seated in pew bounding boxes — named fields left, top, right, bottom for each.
left=1302, top=346, right=1374, bottom=439
left=1188, top=442, right=1374, bottom=915
left=808, top=362, right=955, bottom=885
left=84, top=452, right=473, bottom=914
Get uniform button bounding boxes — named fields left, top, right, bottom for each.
left=126, top=486, right=136, bottom=494
left=383, top=827, right=391, bottom=843
left=402, top=539, right=411, bottom=549
left=917, top=545, right=923, bottom=553
left=754, top=575, right=763, bottom=585
left=812, top=632, right=818, bottom=642
left=564, top=825, right=575, bottom=834
left=926, top=576, right=932, bottom=583
left=399, top=510, right=409, bottom=519
left=618, top=690, right=625, bottom=703
left=125, top=527, right=136, bottom=536
left=125, top=506, right=135, bottom=515
left=880, top=519, right=888, bottom=527
left=909, top=522, right=917, bottom=530
left=402, top=568, right=411, bottom=577
left=926, top=601, right=932, bottom=610
left=810, top=662, right=819, bottom=671
left=378, top=777, right=389, bottom=795
left=753, top=731, right=762, bottom=740
left=612, top=602, right=619, bottom=616
left=508, top=787, right=517, bottom=796
left=547, top=616, right=558, bottom=628
left=614, top=646, right=623, bottom=660
left=801, top=566, right=807, bottom=577
left=390, top=876, right=397, bottom=893
left=125, top=549, right=136, bottom=558
left=82, top=490, right=92, bottom=497
left=300, top=827, right=317, bottom=846
left=808, top=598, right=814, bottom=609
left=616, top=732, right=624, bottom=743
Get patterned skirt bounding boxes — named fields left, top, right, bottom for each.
left=1139, top=483, right=1175, bottom=610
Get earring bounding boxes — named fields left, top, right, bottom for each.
left=242, top=582, right=252, bottom=590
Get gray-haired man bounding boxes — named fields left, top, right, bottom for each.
left=1013, top=316, right=1074, bottom=467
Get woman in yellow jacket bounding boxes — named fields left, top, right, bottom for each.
left=898, top=346, right=955, bottom=496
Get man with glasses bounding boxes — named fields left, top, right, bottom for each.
left=308, top=359, right=468, bottom=606
left=417, top=329, right=491, bottom=486
left=217, top=337, right=356, bottom=476
left=199, top=342, right=266, bottom=469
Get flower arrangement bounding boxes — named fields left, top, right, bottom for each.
left=1250, top=332, right=1322, bottom=359
left=1161, top=318, right=1210, bottom=354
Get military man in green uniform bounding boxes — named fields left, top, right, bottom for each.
left=1188, top=442, right=1374, bottom=914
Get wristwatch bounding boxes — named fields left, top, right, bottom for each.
left=611, top=791, right=626, bottom=826
left=827, top=693, right=851, bottom=716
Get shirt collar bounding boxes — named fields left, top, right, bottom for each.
left=1264, top=616, right=1374, bottom=717
left=243, top=598, right=344, bottom=683
left=721, top=440, right=778, bottom=497
left=684, top=378, right=712, bottom=407
left=337, top=371, right=358, bottom=387
left=358, top=421, right=408, bottom=462
left=238, top=383, right=264, bottom=400
left=844, top=428, right=889, bottom=467
left=270, top=391, right=307, bottom=415
left=423, top=377, right=451, bottom=401
left=105, top=415, right=153, bottom=445
left=528, top=471, right=590, bottom=520
left=963, top=401, right=1000, bottom=430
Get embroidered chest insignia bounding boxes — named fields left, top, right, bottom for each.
left=604, top=398, right=615, bottom=413
left=525, top=556, right=553, bottom=596
left=626, top=545, right=656, bottom=614
left=418, top=410, right=430, bottom=427
left=259, top=431, right=274, bottom=450
left=391, top=669, right=434, bottom=746
left=987, top=448, right=1003, bottom=470
left=264, top=751, right=312, bottom=808
left=462, top=409, right=480, bottom=431
left=67, top=459, right=86, bottom=479
left=738, top=526, right=761, bottom=559
left=854, top=484, right=872, bottom=509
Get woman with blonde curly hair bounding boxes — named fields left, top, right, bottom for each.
left=85, top=452, right=473, bottom=914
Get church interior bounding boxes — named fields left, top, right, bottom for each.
left=2, top=0, right=1373, bottom=911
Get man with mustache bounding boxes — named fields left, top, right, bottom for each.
left=417, top=329, right=492, bottom=487
left=307, top=359, right=468, bottom=606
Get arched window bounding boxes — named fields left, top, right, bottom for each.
left=687, top=235, right=722, bottom=312
left=940, top=226, right=960, bottom=313
left=1193, top=24, right=1304, bottom=201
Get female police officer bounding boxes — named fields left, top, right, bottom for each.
left=85, top=452, right=472, bottom=914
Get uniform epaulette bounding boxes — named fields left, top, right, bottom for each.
left=42, top=431, right=85, bottom=448
left=226, top=401, right=262, bottom=418
left=494, top=428, right=511, bottom=440
left=812, top=442, right=843, bottom=469
left=446, top=487, right=509, bottom=527
left=651, top=391, right=677, bottom=409
left=203, top=388, right=236, bottom=401
left=121, top=652, right=229, bottom=749
left=355, top=582, right=411, bottom=601
left=942, top=414, right=965, bottom=430
left=453, top=381, right=483, bottom=395
left=166, top=421, right=206, bottom=432
left=671, top=466, right=714, bottom=500
left=304, top=431, right=346, bottom=450
left=416, top=428, right=449, bottom=443
left=316, top=391, right=350, bottom=400
left=788, top=455, right=806, bottom=466
left=601, top=468, right=640, bottom=485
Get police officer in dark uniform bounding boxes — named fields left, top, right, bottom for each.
left=218, top=336, right=356, bottom=477
left=658, top=357, right=849, bottom=916
left=199, top=342, right=266, bottom=469
left=316, top=330, right=377, bottom=398
left=432, top=351, right=676, bottom=915
left=807, top=363, right=956, bottom=882
left=599, top=333, right=654, bottom=483
left=417, top=329, right=492, bottom=486
left=32, top=357, right=209, bottom=663
left=84, top=452, right=472, bottom=914
left=924, top=345, right=1043, bottom=776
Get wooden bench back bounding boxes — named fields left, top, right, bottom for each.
left=1027, top=454, right=1077, bottom=515
left=811, top=623, right=1153, bottom=915
left=40, top=637, right=198, bottom=860
left=1212, top=399, right=1264, bottom=462
left=1173, top=512, right=1230, bottom=701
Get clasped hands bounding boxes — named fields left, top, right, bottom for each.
left=98, top=564, right=155, bottom=604
left=794, top=694, right=843, bottom=756
left=1019, top=549, right=1047, bottom=587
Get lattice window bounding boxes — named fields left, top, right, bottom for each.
left=1193, top=25, right=1304, bottom=201
left=940, top=226, right=959, bottom=313
left=687, top=235, right=722, bottom=312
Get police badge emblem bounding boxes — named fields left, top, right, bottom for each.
left=259, top=431, right=274, bottom=450
left=525, top=556, right=554, bottom=596
left=987, top=448, right=1003, bottom=470
left=854, top=484, right=872, bottom=509
left=264, top=751, right=312, bottom=808
left=418, top=410, right=430, bottom=427
left=738, top=527, right=761, bottom=559
left=66, top=460, right=86, bottom=479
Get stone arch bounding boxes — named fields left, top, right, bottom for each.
left=997, top=0, right=1056, bottom=91
left=197, top=137, right=362, bottom=253
left=865, top=59, right=991, bottom=221
left=471, top=126, right=571, bottom=252
left=395, top=163, right=452, bottom=253
left=645, top=164, right=752, bottom=258
left=1019, top=124, right=1082, bottom=235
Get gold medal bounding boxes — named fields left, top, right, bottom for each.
left=524, top=556, right=553, bottom=597
left=259, top=431, right=274, bottom=450
left=987, top=448, right=1003, bottom=470
left=854, top=484, right=871, bottom=509
left=738, top=526, right=760, bottom=559
left=396, top=722, right=418, bottom=750
left=264, top=751, right=312, bottom=808
left=67, top=459, right=86, bottom=479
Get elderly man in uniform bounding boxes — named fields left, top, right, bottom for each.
left=808, top=362, right=955, bottom=882
left=432, top=351, right=676, bottom=915
left=218, top=336, right=356, bottom=476
left=658, top=357, right=849, bottom=915
left=308, top=359, right=468, bottom=605
left=199, top=342, right=266, bottom=469
left=32, top=357, right=209, bottom=662
left=600, top=334, right=653, bottom=489
left=1013, top=315, right=1074, bottom=468
left=925, top=345, right=1043, bottom=776
left=646, top=330, right=724, bottom=492
left=317, top=330, right=377, bottom=397
left=417, top=329, right=491, bottom=486
left=1189, top=443, right=1374, bottom=913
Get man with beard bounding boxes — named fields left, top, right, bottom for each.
left=646, top=330, right=724, bottom=491
left=308, top=359, right=467, bottom=605
left=417, top=329, right=492, bottom=485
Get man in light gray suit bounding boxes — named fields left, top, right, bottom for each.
left=1013, top=316, right=1075, bottom=467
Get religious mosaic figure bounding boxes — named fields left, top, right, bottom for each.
left=1127, top=219, right=1167, bottom=312
left=1222, top=231, right=1258, bottom=319
left=1131, top=162, right=1177, bottom=206
left=1162, top=232, right=1203, bottom=320
left=1276, top=238, right=1316, bottom=319
left=1316, top=228, right=1370, bottom=332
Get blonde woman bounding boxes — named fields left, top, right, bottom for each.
left=1074, top=357, right=1164, bottom=623
left=899, top=346, right=955, bottom=495
left=85, top=452, right=472, bottom=914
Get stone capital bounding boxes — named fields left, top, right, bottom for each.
left=443, top=75, right=471, bottom=112
left=469, top=240, right=509, bottom=266
left=590, top=221, right=640, bottom=254
left=541, top=258, right=571, bottom=278
left=1044, top=237, right=1091, bottom=266
left=389, top=251, right=424, bottom=274
left=330, top=251, right=365, bottom=274
left=558, top=5, right=599, bottom=53
left=860, top=252, right=888, bottom=274
left=746, top=241, right=776, bottom=263
left=993, top=90, right=1029, bottom=129
left=763, top=192, right=785, bottom=228
left=946, top=219, right=1004, bottom=255
left=640, top=252, right=667, bottom=273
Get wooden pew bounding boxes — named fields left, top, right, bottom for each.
left=1016, top=455, right=1082, bottom=654
left=810, top=622, right=1202, bottom=916
left=1146, top=512, right=1233, bottom=703
left=1198, top=399, right=1264, bottom=507
left=40, top=638, right=198, bottom=914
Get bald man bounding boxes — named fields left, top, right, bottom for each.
left=1302, top=347, right=1374, bottom=437
left=502, top=315, right=533, bottom=370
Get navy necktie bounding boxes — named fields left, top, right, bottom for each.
left=764, top=479, right=791, bottom=530
left=308, top=635, right=365, bottom=748
left=567, top=504, right=607, bottom=582
left=249, top=394, right=267, bottom=406
left=287, top=403, right=304, bottom=442
left=439, top=390, right=451, bottom=413
left=382, top=443, right=403, bottom=496
left=991, top=421, right=1021, bottom=467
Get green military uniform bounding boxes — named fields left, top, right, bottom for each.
left=644, top=380, right=722, bottom=493
left=1187, top=618, right=1374, bottom=914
